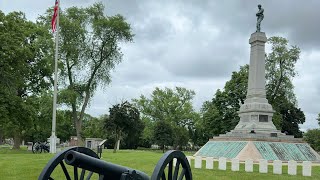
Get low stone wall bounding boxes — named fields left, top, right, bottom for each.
left=186, top=156, right=312, bottom=177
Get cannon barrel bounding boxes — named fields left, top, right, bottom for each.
left=64, top=150, right=150, bottom=179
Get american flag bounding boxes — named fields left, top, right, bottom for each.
left=51, top=0, right=59, bottom=33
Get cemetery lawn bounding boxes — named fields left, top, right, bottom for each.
left=0, top=147, right=319, bottom=180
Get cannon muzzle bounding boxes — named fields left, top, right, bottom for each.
left=64, top=150, right=150, bottom=179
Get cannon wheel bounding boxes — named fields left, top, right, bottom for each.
left=38, top=147, right=100, bottom=180
left=151, top=150, right=192, bottom=180
left=32, top=142, right=42, bottom=154
left=42, top=142, right=50, bottom=153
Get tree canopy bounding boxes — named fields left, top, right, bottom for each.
left=201, top=65, right=248, bottom=136
left=0, top=10, right=53, bottom=148
left=133, top=87, right=199, bottom=149
left=304, top=129, right=320, bottom=152
left=105, top=101, right=143, bottom=152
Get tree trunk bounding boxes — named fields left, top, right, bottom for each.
left=116, top=139, right=120, bottom=150
left=76, top=90, right=91, bottom=146
left=113, top=134, right=120, bottom=153
left=75, top=119, right=84, bottom=146
left=162, top=145, right=165, bottom=153
left=13, top=133, right=21, bottom=149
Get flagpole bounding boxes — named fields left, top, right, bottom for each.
left=50, top=0, right=60, bottom=154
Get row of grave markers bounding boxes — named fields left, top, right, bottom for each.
left=182, top=156, right=312, bottom=176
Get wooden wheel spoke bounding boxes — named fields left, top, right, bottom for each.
left=74, top=166, right=78, bottom=180
left=98, top=174, right=104, bottom=180
left=178, top=168, right=186, bottom=180
left=86, top=172, right=93, bottom=180
left=162, top=171, right=166, bottom=180
left=60, top=162, right=71, bottom=180
left=168, top=160, right=173, bottom=180
left=80, top=169, right=86, bottom=180
left=173, top=161, right=180, bottom=179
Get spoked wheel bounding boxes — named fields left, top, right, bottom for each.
left=151, top=150, right=192, bottom=180
left=32, top=142, right=42, bottom=154
left=42, top=142, right=50, bottom=153
left=38, top=147, right=100, bottom=180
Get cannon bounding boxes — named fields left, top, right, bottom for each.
left=32, top=141, right=50, bottom=154
left=38, top=147, right=192, bottom=180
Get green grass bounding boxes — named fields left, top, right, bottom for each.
left=0, top=147, right=319, bottom=179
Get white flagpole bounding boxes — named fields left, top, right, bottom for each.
left=50, top=0, right=60, bottom=154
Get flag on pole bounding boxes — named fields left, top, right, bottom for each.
left=51, top=0, right=59, bottom=33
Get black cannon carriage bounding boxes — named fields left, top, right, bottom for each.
left=38, top=147, right=192, bottom=180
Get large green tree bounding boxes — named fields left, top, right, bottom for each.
left=304, top=129, right=320, bottom=152
left=153, top=120, right=174, bottom=152
left=105, top=101, right=142, bottom=153
left=39, top=3, right=133, bottom=145
left=133, top=87, right=199, bottom=149
left=266, top=37, right=300, bottom=105
left=303, top=114, right=320, bottom=151
left=0, top=10, right=53, bottom=149
left=82, top=115, right=106, bottom=139
left=201, top=65, right=248, bottom=136
left=202, top=36, right=304, bottom=138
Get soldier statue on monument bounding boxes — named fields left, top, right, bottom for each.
left=256, top=4, right=264, bottom=32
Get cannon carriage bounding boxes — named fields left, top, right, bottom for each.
left=38, top=147, right=192, bottom=180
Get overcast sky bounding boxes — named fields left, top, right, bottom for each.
left=1, top=0, right=320, bottom=131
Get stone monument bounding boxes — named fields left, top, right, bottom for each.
left=233, top=32, right=277, bottom=133
left=220, top=4, right=288, bottom=139
left=195, top=5, right=320, bottom=162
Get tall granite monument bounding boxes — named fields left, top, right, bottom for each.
left=222, top=4, right=285, bottom=138
left=195, top=5, right=320, bottom=162
left=229, top=4, right=278, bottom=135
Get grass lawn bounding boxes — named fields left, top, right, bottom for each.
left=0, top=147, right=319, bottom=179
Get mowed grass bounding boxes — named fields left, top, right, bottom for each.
left=0, top=147, right=319, bottom=180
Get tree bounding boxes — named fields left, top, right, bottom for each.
left=0, top=10, right=53, bottom=149
left=265, top=36, right=303, bottom=136
left=154, top=120, right=173, bottom=152
left=266, top=36, right=300, bottom=105
left=82, top=115, right=106, bottom=139
left=105, top=101, right=141, bottom=153
left=304, top=129, right=320, bottom=152
left=23, top=93, right=52, bottom=143
left=201, top=65, right=248, bottom=135
left=200, top=101, right=222, bottom=137
left=173, top=126, right=189, bottom=150
left=19, top=94, right=76, bottom=143
left=134, top=87, right=196, bottom=126
left=56, top=110, right=77, bottom=142
left=121, top=117, right=144, bottom=149
left=202, top=36, right=304, bottom=137
left=133, top=87, right=199, bottom=148
left=39, top=3, right=134, bottom=145
left=277, top=99, right=305, bottom=137
left=139, top=116, right=154, bottom=148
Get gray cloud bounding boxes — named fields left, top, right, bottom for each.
left=2, top=0, right=320, bottom=130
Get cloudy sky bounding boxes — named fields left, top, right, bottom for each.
left=1, top=0, right=320, bottom=131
